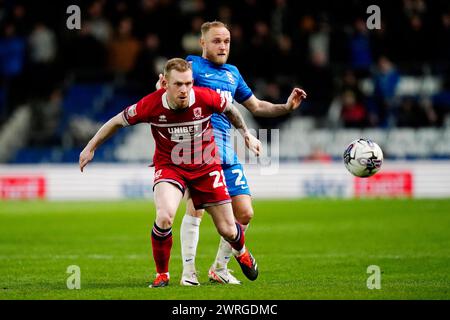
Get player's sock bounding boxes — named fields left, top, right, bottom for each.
left=214, top=224, right=249, bottom=269
left=180, top=214, right=201, bottom=273
left=226, top=223, right=246, bottom=256
left=151, top=223, right=172, bottom=274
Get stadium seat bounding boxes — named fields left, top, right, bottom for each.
left=360, top=128, right=388, bottom=150
left=282, top=117, right=315, bottom=133
left=115, top=124, right=155, bottom=162
left=331, top=129, right=363, bottom=157
left=97, top=93, right=139, bottom=122
left=434, top=128, right=450, bottom=156
left=308, top=129, right=334, bottom=156
left=415, top=128, right=441, bottom=157
left=280, top=131, right=305, bottom=158
left=385, top=128, right=417, bottom=158
left=62, top=84, right=109, bottom=117
left=12, top=147, right=62, bottom=163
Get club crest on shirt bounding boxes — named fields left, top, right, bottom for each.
left=127, top=104, right=137, bottom=117
left=193, top=107, right=202, bottom=120
left=225, top=71, right=235, bottom=85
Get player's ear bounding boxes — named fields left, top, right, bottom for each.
left=199, top=37, right=205, bottom=49
left=161, top=76, right=168, bottom=89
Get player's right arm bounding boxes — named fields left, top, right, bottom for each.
left=234, top=68, right=307, bottom=117
left=241, top=89, right=307, bottom=117
left=223, top=101, right=262, bottom=157
left=79, top=112, right=127, bottom=172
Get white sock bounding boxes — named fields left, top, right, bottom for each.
left=180, top=214, right=201, bottom=274
left=213, top=224, right=249, bottom=270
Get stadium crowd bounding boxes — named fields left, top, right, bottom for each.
left=0, top=0, right=450, bottom=152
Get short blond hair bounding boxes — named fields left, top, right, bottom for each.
left=163, top=58, right=192, bottom=78
left=200, top=21, right=229, bottom=37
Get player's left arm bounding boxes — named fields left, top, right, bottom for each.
left=223, top=101, right=262, bottom=156
left=241, top=88, right=307, bottom=117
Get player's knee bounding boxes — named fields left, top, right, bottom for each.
left=156, top=209, right=175, bottom=228
left=236, top=207, right=254, bottom=225
left=217, top=224, right=236, bottom=241
left=187, top=208, right=204, bottom=219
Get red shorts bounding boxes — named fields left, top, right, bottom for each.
left=153, top=163, right=231, bottom=210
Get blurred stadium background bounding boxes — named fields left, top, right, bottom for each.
left=0, top=0, right=450, bottom=300
left=1, top=0, right=450, bottom=199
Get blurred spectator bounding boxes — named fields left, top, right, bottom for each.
left=275, top=34, right=296, bottom=78
left=108, top=17, right=141, bottom=74
left=86, top=1, right=112, bottom=44
left=396, top=97, right=438, bottom=128
left=435, top=12, right=450, bottom=68
left=217, top=5, right=232, bottom=26
left=9, top=4, right=28, bottom=36
left=339, top=70, right=364, bottom=103
left=135, top=0, right=161, bottom=38
left=0, top=24, right=25, bottom=78
left=181, top=16, right=203, bottom=55
left=340, top=90, right=368, bottom=128
left=179, top=0, right=206, bottom=15
left=309, top=16, right=331, bottom=67
left=291, top=15, right=315, bottom=72
left=271, top=0, right=290, bottom=38
left=402, top=0, right=427, bottom=19
left=400, top=14, right=430, bottom=68
left=0, top=23, right=26, bottom=114
left=155, top=0, right=183, bottom=55
left=28, top=22, right=57, bottom=64
left=131, top=33, right=162, bottom=88
left=64, top=25, right=107, bottom=73
left=227, top=24, right=249, bottom=72
left=373, top=56, right=400, bottom=127
left=1, top=0, right=449, bottom=151
left=29, top=89, right=62, bottom=147
left=349, top=18, right=373, bottom=76
left=232, top=0, right=269, bottom=34
left=249, top=21, right=278, bottom=78
left=370, top=20, right=395, bottom=62
left=299, top=51, right=334, bottom=117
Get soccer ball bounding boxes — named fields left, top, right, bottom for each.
left=343, top=138, right=383, bottom=178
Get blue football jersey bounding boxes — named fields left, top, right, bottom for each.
left=186, top=55, right=253, bottom=165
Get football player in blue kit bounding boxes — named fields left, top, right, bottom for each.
left=173, top=21, right=307, bottom=285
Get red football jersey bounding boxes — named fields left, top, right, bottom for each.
left=122, top=87, right=227, bottom=170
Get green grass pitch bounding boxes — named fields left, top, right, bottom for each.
left=0, top=199, right=449, bottom=300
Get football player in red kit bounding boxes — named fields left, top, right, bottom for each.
left=79, top=58, right=261, bottom=287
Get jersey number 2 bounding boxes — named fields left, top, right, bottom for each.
left=209, top=170, right=226, bottom=188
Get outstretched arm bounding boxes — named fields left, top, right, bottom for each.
left=223, top=101, right=262, bottom=156
left=242, top=88, right=307, bottom=117
left=79, top=112, right=127, bottom=172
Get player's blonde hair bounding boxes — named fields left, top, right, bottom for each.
left=163, top=58, right=192, bottom=78
left=200, top=21, right=229, bottom=37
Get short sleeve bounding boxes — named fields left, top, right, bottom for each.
left=234, top=72, right=253, bottom=104
left=122, top=96, right=152, bottom=126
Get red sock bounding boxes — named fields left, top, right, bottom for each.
left=151, top=223, right=172, bottom=274
left=227, top=223, right=245, bottom=252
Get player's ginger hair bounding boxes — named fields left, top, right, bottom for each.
left=163, top=58, right=192, bottom=78
left=200, top=21, right=229, bottom=38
